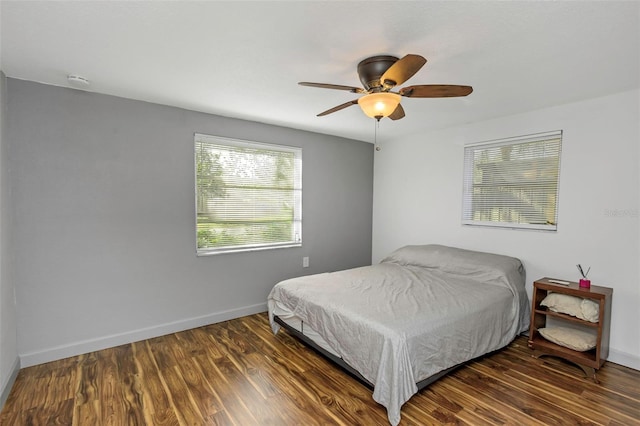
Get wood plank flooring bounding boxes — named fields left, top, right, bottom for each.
left=1, top=312, right=639, bottom=425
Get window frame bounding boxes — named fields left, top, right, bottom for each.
left=461, top=130, right=562, bottom=231
left=194, top=133, right=302, bottom=256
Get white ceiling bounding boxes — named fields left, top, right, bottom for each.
left=1, top=1, right=638, bottom=143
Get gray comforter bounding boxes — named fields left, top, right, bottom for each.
left=268, top=244, right=530, bottom=425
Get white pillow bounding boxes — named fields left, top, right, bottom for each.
left=540, top=292, right=599, bottom=322
left=538, top=327, right=597, bottom=352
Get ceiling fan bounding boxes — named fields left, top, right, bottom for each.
left=299, top=54, right=473, bottom=121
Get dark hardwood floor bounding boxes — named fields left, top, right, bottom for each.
left=1, top=312, right=639, bottom=425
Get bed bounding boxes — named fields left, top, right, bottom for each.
left=267, top=244, right=530, bottom=425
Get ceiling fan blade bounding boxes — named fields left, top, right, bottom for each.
left=380, top=54, right=427, bottom=89
left=399, top=85, right=473, bottom=98
left=388, top=104, right=405, bottom=121
left=317, top=99, right=359, bottom=116
left=299, top=82, right=365, bottom=93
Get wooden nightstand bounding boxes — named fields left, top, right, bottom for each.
left=528, top=277, right=613, bottom=383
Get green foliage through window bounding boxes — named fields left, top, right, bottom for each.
left=195, top=134, right=302, bottom=254
left=462, top=131, right=562, bottom=231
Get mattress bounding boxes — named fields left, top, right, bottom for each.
left=268, top=244, right=530, bottom=425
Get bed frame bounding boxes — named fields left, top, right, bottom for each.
left=274, top=315, right=459, bottom=391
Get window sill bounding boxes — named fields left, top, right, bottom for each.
left=196, top=242, right=302, bottom=256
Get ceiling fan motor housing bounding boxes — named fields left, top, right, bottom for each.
left=357, top=55, right=398, bottom=91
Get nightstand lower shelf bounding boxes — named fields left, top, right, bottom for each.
left=528, top=335, right=600, bottom=383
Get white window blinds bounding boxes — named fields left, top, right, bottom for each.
left=462, top=131, right=562, bottom=231
left=195, top=134, right=302, bottom=255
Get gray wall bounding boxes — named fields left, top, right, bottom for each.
left=7, top=79, right=373, bottom=366
left=0, top=71, right=19, bottom=405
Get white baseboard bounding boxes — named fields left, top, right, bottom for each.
left=608, top=348, right=640, bottom=371
left=20, top=302, right=268, bottom=368
left=0, top=356, right=20, bottom=410
left=19, top=304, right=638, bottom=372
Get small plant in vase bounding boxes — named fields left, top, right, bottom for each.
left=577, top=264, right=591, bottom=288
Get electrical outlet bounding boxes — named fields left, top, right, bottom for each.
left=303, top=256, right=309, bottom=268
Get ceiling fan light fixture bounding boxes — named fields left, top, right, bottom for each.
left=357, top=92, right=401, bottom=119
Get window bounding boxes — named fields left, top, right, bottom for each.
left=195, top=134, right=302, bottom=255
left=462, top=130, right=562, bottom=231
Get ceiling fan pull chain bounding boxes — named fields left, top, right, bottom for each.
left=375, top=119, right=381, bottom=152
